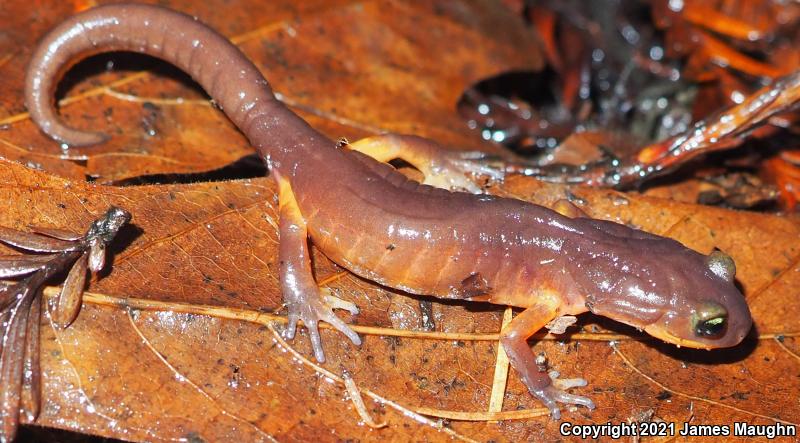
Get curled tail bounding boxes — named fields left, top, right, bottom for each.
left=25, top=3, right=321, bottom=154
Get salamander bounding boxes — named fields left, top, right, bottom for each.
left=24, top=3, right=753, bottom=419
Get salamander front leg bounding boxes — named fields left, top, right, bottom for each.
left=501, top=299, right=595, bottom=419
left=276, top=174, right=361, bottom=362
left=346, top=134, right=505, bottom=193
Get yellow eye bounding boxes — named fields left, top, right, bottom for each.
left=707, top=250, right=736, bottom=282
left=695, top=316, right=726, bottom=337
left=693, top=301, right=728, bottom=338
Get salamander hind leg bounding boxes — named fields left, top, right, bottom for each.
left=500, top=299, right=595, bottom=419
left=346, top=134, right=505, bottom=193
left=276, top=173, right=361, bottom=362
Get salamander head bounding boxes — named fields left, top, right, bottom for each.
left=580, top=240, right=752, bottom=350
left=643, top=249, right=752, bottom=349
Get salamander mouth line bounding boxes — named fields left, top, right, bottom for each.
left=644, top=325, right=714, bottom=350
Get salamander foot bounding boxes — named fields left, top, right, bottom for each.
left=284, top=287, right=362, bottom=363
left=421, top=151, right=506, bottom=193
left=531, top=371, right=595, bottom=420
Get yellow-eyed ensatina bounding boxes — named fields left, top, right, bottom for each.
left=24, top=4, right=752, bottom=419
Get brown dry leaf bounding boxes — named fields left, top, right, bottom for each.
left=0, top=0, right=799, bottom=441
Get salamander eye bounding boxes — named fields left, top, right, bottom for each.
left=706, top=249, right=736, bottom=282
left=693, top=301, right=728, bottom=338
left=696, top=316, right=726, bottom=337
